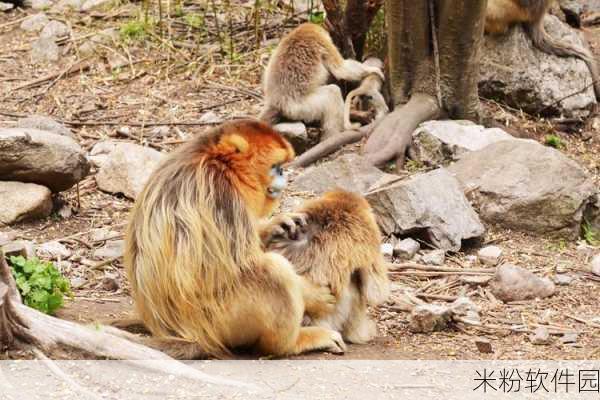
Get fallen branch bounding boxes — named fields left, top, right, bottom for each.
left=11, top=60, right=92, bottom=92
left=0, top=251, right=255, bottom=389
left=289, top=123, right=374, bottom=168
left=389, top=263, right=496, bottom=274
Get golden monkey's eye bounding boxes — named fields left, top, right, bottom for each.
left=267, top=164, right=286, bottom=198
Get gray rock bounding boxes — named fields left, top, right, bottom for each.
left=100, top=275, right=119, bottom=291
left=40, top=20, right=69, bottom=39
left=50, top=0, right=84, bottom=11
left=0, top=128, right=90, bottom=192
left=366, top=168, right=485, bottom=251
left=81, top=0, right=112, bottom=11
left=560, top=333, right=578, bottom=344
left=412, top=120, right=515, bottom=167
left=91, top=141, right=164, bottom=199
left=393, top=238, right=420, bottom=260
left=78, top=28, right=118, bottom=56
left=530, top=327, right=552, bottom=345
left=409, top=304, right=453, bottom=333
left=583, top=193, right=600, bottom=235
left=0, top=2, right=14, bottom=11
left=380, top=243, right=393, bottom=262
left=421, top=250, right=445, bottom=266
left=275, top=122, right=312, bottom=154
left=17, top=115, right=73, bottom=138
left=2, top=240, right=36, bottom=259
left=0, top=182, right=52, bottom=224
left=31, top=37, right=59, bottom=63
left=560, top=0, right=600, bottom=26
left=37, top=241, right=71, bottom=260
left=31, top=0, right=52, bottom=9
left=448, top=139, right=596, bottom=238
left=20, top=13, right=49, bottom=32
left=450, top=296, right=481, bottom=325
left=92, top=240, right=124, bottom=259
left=460, top=275, right=492, bottom=286
left=107, top=53, right=128, bottom=70
left=591, top=254, right=600, bottom=276
left=290, top=153, right=391, bottom=196
left=553, top=274, right=573, bottom=286
left=480, top=15, right=596, bottom=117
left=489, top=263, right=556, bottom=302
left=477, top=245, right=503, bottom=266
left=70, top=276, right=87, bottom=289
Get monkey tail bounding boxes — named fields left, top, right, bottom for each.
left=259, top=104, right=282, bottom=125
left=526, top=20, right=600, bottom=100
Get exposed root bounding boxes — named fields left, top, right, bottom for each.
left=0, top=252, right=257, bottom=389
left=289, top=123, right=374, bottom=168
left=364, top=93, right=441, bottom=170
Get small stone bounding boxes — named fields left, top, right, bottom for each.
left=0, top=2, right=14, bottom=11
left=199, top=111, right=222, bottom=124
left=553, top=274, right=573, bottom=286
left=576, top=242, right=595, bottom=257
left=274, top=122, right=310, bottom=153
left=31, top=37, right=59, bottom=64
left=92, top=240, right=124, bottom=259
left=489, top=263, right=556, bottom=302
left=37, top=241, right=71, bottom=260
left=89, top=228, right=119, bottom=242
left=2, top=240, right=36, bottom=259
left=17, top=115, right=73, bottom=138
left=32, top=0, right=52, bottom=9
left=409, top=304, right=452, bottom=333
left=70, top=276, right=87, bottom=289
left=40, top=20, right=69, bottom=40
left=81, top=0, right=112, bottom=11
left=475, top=338, right=493, bottom=354
left=422, top=249, right=445, bottom=266
left=464, top=255, right=478, bottom=264
left=560, top=333, right=578, bottom=344
left=0, top=230, right=18, bottom=246
left=20, top=13, right=50, bottom=32
left=150, top=126, right=170, bottom=138
left=107, top=53, right=128, bottom=70
left=591, top=254, right=600, bottom=276
left=477, top=245, right=503, bottom=266
left=100, top=276, right=119, bottom=291
left=393, top=238, right=420, bottom=260
left=0, top=181, right=53, bottom=224
left=380, top=243, right=393, bottom=262
left=530, top=327, right=552, bottom=345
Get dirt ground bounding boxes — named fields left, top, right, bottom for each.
left=1, top=3, right=600, bottom=361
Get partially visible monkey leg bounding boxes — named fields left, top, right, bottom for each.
left=328, top=59, right=385, bottom=82
left=284, top=85, right=345, bottom=141
left=300, top=277, right=336, bottom=320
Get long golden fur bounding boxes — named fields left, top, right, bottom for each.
left=485, top=0, right=600, bottom=99
left=260, top=23, right=384, bottom=140
left=124, top=119, right=346, bottom=358
left=264, top=190, right=389, bottom=344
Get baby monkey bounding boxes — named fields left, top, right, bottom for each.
left=263, top=190, right=390, bottom=344
left=260, top=23, right=384, bottom=141
left=343, top=58, right=389, bottom=130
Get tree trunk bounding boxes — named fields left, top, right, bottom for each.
left=323, top=0, right=384, bottom=59
left=364, top=0, right=487, bottom=169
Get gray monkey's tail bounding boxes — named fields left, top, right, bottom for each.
left=526, top=19, right=600, bottom=101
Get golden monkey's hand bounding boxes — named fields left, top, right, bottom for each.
left=367, top=66, right=385, bottom=81
left=260, top=212, right=308, bottom=246
left=301, top=278, right=336, bottom=320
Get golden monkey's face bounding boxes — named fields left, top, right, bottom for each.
left=211, top=120, right=295, bottom=218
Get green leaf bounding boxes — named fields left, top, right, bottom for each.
left=47, top=293, right=64, bottom=314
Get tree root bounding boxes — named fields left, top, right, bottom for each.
left=364, top=93, right=441, bottom=170
left=289, top=123, right=374, bottom=168
left=0, top=251, right=256, bottom=389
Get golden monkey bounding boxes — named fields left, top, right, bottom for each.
left=485, top=0, right=600, bottom=100
left=263, top=190, right=390, bottom=344
left=343, top=57, right=389, bottom=130
left=124, top=119, right=346, bottom=359
left=260, top=23, right=384, bottom=141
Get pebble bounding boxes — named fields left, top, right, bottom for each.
left=421, top=249, right=445, bottom=266
left=393, top=238, right=420, bottom=261
left=560, top=333, right=578, bottom=344
left=380, top=243, right=393, bottom=262
left=553, top=274, right=573, bottom=286
left=530, top=327, right=552, bottom=345
left=477, top=245, right=503, bottom=266
left=475, top=338, right=493, bottom=354
left=591, top=254, right=600, bottom=277
left=37, top=241, right=72, bottom=260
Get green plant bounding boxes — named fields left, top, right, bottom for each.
left=8, top=256, right=71, bottom=315
left=184, top=13, right=204, bottom=29
left=544, top=134, right=563, bottom=149
left=308, top=10, right=325, bottom=24
left=120, top=18, right=153, bottom=41
left=582, top=220, right=599, bottom=246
